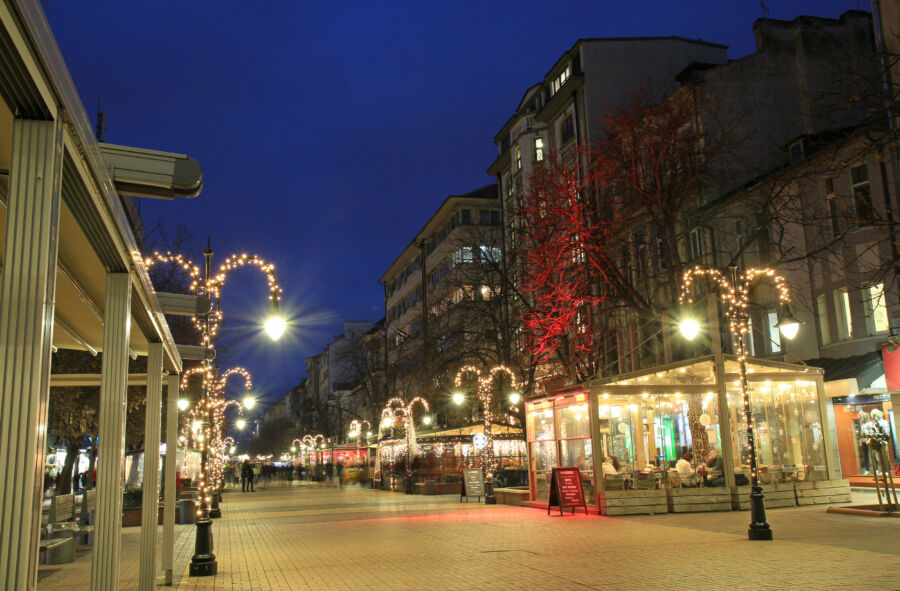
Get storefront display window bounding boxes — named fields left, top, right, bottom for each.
left=833, top=392, right=897, bottom=477
left=524, top=355, right=835, bottom=512
left=731, top=379, right=827, bottom=483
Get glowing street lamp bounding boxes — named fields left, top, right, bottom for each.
left=680, top=265, right=799, bottom=541
left=508, top=392, right=521, bottom=405
left=381, top=397, right=430, bottom=494
left=678, top=318, right=701, bottom=341
left=177, top=398, right=190, bottom=411
left=452, top=391, right=465, bottom=406
left=242, top=395, right=255, bottom=410
left=455, top=365, right=519, bottom=504
left=235, top=419, right=246, bottom=430
left=264, top=301, right=287, bottom=341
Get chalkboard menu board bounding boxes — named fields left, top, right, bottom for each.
left=548, top=467, right=587, bottom=515
left=461, top=468, right=484, bottom=502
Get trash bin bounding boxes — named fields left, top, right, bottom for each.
left=178, top=499, right=195, bottom=524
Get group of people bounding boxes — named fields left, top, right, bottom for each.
left=674, top=449, right=725, bottom=487
left=229, top=460, right=258, bottom=492
left=592, top=448, right=727, bottom=488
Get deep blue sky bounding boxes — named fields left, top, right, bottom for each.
left=45, top=0, right=863, bottom=411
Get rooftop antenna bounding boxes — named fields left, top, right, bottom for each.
left=758, top=0, right=770, bottom=17
left=95, top=98, right=106, bottom=142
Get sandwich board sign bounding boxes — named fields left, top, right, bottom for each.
left=461, top=468, right=484, bottom=502
left=548, top=467, right=587, bottom=515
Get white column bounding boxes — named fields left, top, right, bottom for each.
left=0, top=119, right=63, bottom=591
left=162, top=373, right=179, bottom=585
left=138, top=343, right=163, bottom=591
left=90, top=273, right=132, bottom=591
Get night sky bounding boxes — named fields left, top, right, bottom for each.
left=44, top=0, right=863, bottom=412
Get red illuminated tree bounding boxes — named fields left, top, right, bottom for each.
left=516, top=84, right=725, bottom=383
left=517, top=147, right=620, bottom=383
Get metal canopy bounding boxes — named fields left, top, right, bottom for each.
left=0, top=1, right=205, bottom=372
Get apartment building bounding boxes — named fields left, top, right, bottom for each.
left=487, top=36, right=728, bottom=225
left=380, top=185, right=505, bottom=422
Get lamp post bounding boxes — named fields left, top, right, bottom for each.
left=145, top=241, right=287, bottom=577
left=455, top=365, right=518, bottom=504
left=679, top=265, right=799, bottom=541
left=302, top=434, right=325, bottom=475
left=348, top=419, right=372, bottom=474
left=381, top=397, right=430, bottom=494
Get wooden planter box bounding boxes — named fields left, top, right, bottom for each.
left=668, top=487, right=732, bottom=513
left=494, top=487, right=529, bottom=506
left=414, top=481, right=461, bottom=495
left=122, top=505, right=165, bottom=527
left=735, top=483, right=797, bottom=510
left=795, top=479, right=851, bottom=505
left=598, top=489, right=668, bottom=516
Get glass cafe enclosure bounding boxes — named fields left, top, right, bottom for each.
left=525, top=355, right=848, bottom=514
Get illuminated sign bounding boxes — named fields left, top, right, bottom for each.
left=472, top=433, right=488, bottom=449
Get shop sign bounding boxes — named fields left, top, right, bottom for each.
left=547, top=467, right=588, bottom=516
left=472, top=433, right=488, bottom=449
left=832, top=392, right=891, bottom=405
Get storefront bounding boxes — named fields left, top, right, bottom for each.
left=377, top=423, right=527, bottom=490
left=832, top=392, right=898, bottom=476
left=524, top=355, right=850, bottom=515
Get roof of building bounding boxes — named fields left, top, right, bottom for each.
left=805, top=351, right=883, bottom=390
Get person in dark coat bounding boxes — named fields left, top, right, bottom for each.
left=241, top=460, right=254, bottom=492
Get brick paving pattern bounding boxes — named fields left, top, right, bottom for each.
left=37, top=482, right=900, bottom=590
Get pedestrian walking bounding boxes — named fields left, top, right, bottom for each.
left=252, top=462, right=260, bottom=490
left=241, top=460, right=254, bottom=492
left=336, top=461, right=344, bottom=488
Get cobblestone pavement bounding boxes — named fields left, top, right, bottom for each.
left=37, top=482, right=900, bottom=590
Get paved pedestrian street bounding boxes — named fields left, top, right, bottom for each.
left=37, top=483, right=900, bottom=591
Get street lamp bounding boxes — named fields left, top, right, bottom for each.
left=243, top=395, right=255, bottom=410
left=455, top=365, right=519, bottom=504
left=382, top=397, right=430, bottom=494
left=146, top=241, right=285, bottom=577
left=177, top=398, right=190, bottom=412
left=264, top=301, right=288, bottom=341
left=348, top=419, right=372, bottom=473
left=680, top=265, right=798, bottom=541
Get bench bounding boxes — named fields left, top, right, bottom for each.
left=39, top=537, right=73, bottom=564
left=43, top=491, right=95, bottom=556
left=47, top=493, right=76, bottom=524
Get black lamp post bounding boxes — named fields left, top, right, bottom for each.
left=679, top=265, right=800, bottom=541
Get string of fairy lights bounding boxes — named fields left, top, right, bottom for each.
left=454, top=364, right=518, bottom=480
left=679, top=265, right=793, bottom=485
left=145, top=249, right=283, bottom=520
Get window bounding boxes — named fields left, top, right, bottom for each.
left=479, top=210, right=500, bottom=226
left=851, top=165, right=874, bottom=226
left=453, top=246, right=474, bottom=264
left=766, top=311, right=782, bottom=353
left=689, top=228, right=704, bottom=261
left=534, top=137, right=544, bottom=162
left=550, top=64, right=571, bottom=95
left=479, top=245, right=502, bottom=263
left=866, top=283, right=890, bottom=333
left=789, top=139, right=804, bottom=163
left=560, top=115, right=574, bottom=144
left=825, top=178, right=840, bottom=238
left=459, top=209, right=472, bottom=224
left=514, top=145, right=521, bottom=171
left=834, top=288, right=853, bottom=340
left=817, top=294, right=831, bottom=345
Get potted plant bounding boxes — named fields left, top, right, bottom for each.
left=121, top=487, right=165, bottom=527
